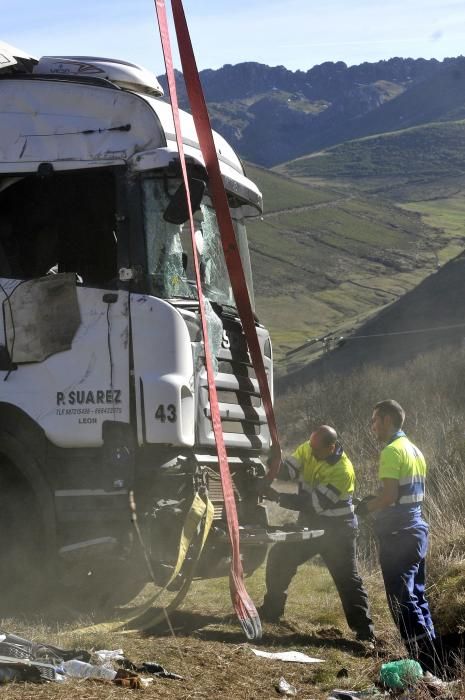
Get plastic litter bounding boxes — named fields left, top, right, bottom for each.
left=276, top=676, right=297, bottom=696
left=0, top=629, right=184, bottom=686
left=94, top=649, right=125, bottom=664
left=140, top=677, right=154, bottom=687
left=379, top=659, right=423, bottom=690
left=62, top=659, right=117, bottom=681
left=423, top=671, right=462, bottom=694
left=251, top=648, right=324, bottom=663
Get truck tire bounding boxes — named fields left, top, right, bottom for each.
left=60, top=541, right=149, bottom=613
left=0, top=439, right=51, bottom=614
left=0, top=425, right=146, bottom=615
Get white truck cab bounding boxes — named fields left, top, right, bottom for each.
left=0, top=43, right=274, bottom=606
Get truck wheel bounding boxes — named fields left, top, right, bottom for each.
left=91, top=556, right=149, bottom=610
left=0, top=454, right=48, bottom=613
left=60, top=539, right=149, bottom=613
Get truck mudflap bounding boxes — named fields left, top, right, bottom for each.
left=215, top=526, right=325, bottom=546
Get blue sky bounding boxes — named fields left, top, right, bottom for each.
left=4, top=0, right=465, bottom=73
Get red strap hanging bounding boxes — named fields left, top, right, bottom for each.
left=154, top=0, right=262, bottom=640
left=170, top=0, right=282, bottom=481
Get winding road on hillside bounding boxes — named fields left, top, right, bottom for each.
left=253, top=195, right=352, bottom=219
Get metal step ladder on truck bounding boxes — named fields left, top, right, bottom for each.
left=0, top=40, right=315, bottom=617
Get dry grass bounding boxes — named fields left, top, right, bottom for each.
left=0, top=561, right=427, bottom=699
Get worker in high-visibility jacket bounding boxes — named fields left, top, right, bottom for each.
left=260, top=425, right=375, bottom=644
left=356, top=399, right=436, bottom=669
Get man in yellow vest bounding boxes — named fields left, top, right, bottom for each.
left=356, top=400, right=436, bottom=669
left=261, top=425, right=374, bottom=643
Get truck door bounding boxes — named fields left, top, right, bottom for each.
left=0, top=169, right=131, bottom=447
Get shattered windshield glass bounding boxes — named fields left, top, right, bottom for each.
left=142, top=177, right=255, bottom=309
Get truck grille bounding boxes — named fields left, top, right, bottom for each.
left=205, top=471, right=236, bottom=519
left=196, top=319, right=272, bottom=450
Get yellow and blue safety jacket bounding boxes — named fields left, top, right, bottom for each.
left=281, top=440, right=356, bottom=528
left=374, top=430, right=426, bottom=534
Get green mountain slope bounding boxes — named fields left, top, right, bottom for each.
left=293, top=57, right=465, bottom=162
left=277, top=251, right=465, bottom=391
left=274, top=120, right=465, bottom=267
left=245, top=163, right=338, bottom=211
left=276, top=120, right=465, bottom=189
left=245, top=166, right=459, bottom=369
left=265, top=118, right=465, bottom=376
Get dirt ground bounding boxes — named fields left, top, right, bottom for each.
left=0, top=562, right=456, bottom=699
left=0, top=617, right=379, bottom=700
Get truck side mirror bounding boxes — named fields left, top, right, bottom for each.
left=163, top=177, right=206, bottom=225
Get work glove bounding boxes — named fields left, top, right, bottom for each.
left=279, top=489, right=314, bottom=513
left=354, top=495, right=376, bottom=518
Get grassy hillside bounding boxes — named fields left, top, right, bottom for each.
left=245, top=163, right=338, bottom=211
left=297, top=56, right=465, bottom=161
left=277, top=251, right=465, bottom=390
left=246, top=165, right=460, bottom=369
left=276, top=120, right=465, bottom=186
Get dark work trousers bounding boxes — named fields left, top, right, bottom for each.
left=377, top=522, right=436, bottom=667
left=263, top=526, right=374, bottom=637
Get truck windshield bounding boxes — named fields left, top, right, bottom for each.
left=142, top=177, right=255, bottom=310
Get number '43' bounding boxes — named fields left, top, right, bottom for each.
left=155, top=404, right=177, bottom=423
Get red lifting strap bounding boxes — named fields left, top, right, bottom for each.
left=170, top=0, right=282, bottom=480
left=154, top=0, right=268, bottom=640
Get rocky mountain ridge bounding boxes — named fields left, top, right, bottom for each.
left=158, top=56, right=465, bottom=166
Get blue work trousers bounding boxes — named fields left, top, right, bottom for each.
left=378, top=522, right=435, bottom=650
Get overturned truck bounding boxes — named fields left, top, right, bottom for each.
left=0, top=43, right=281, bottom=606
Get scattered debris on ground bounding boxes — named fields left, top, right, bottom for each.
left=0, top=630, right=182, bottom=688
left=276, top=675, right=298, bottom=696
left=252, top=648, right=324, bottom=663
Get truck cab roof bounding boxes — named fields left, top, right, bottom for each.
left=0, top=47, right=262, bottom=210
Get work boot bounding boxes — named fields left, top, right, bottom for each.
left=258, top=593, right=286, bottom=623
left=412, top=636, right=446, bottom=678
left=355, top=631, right=376, bottom=651
left=257, top=604, right=283, bottom=623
